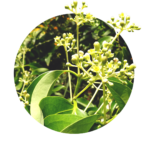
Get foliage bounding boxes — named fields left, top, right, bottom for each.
left=14, top=1, right=140, bottom=133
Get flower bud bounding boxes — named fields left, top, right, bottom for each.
left=73, top=1, right=78, bottom=7
left=110, top=15, right=115, bottom=20
left=94, top=41, right=100, bottom=51
left=19, top=96, right=23, bottom=101
left=120, top=69, right=125, bottom=75
left=126, top=20, right=130, bottom=24
left=63, top=33, right=66, bottom=38
left=102, top=48, right=107, bottom=52
left=108, top=81, right=114, bottom=86
left=120, top=21, right=125, bottom=27
left=71, top=4, right=74, bottom=8
left=126, top=72, right=132, bottom=77
left=81, top=0, right=86, bottom=5
left=113, top=58, right=118, bottom=63
left=126, top=16, right=130, bottom=20
left=22, top=90, right=27, bottom=94
left=102, top=78, right=108, bottom=83
left=83, top=53, right=90, bottom=61
left=127, top=64, right=136, bottom=71
left=118, top=61, right=121, bottom=66
left=112, top=22, right=116, bottom=27
left=102, top=41, right=108, bottom=48
left=66, top=62, right=72, bottom=67
left=79, top=57, right=83, bottom=61
left=101, top=56, right=108, bottom=65
left=116, top=18, right=120, bottom=23
left=25, top=93, right=30, bottom=99
left=107, top=69, right=113, bottom=74
left=72, top=39, right=76, bottom=43
left=124, top=59, right=127, bottom=63
left=83, top=3, right=88, bottom=8
left=79, top=50, right=84, bottom=57
left=24, top=81, right=29, bottom=86
left=64, top=4, right=69, bottom=10
left=71, top=54, right=79, bottom=64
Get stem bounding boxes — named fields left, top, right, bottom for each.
left=73, top=83, right=92, bottom=100
left=105, top=29, right=123, bottom=51
left=73, top=77, right=82, bottom=96
left=76, top=22, right=80, bottom=75
left=22, top=52, right=25, bottom=72
left=102, top=83, right=106, bottom=124
left=84, top=83, right=102, bottom=112
left=73, top=15, right=81, bottom=98
left=64, top=70, right=78, bottom=77
left=94, top=65, right=106, bottom=125
left=94, top=103, right=104, bottom=114
left=64, top=47, right=73, bottom=103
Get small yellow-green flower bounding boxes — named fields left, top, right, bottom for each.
left=86, top=13, right=93, bottom=20
left=54, top=36, right=61, bottom=42
left=118, top=11, right=128, bottom=19
left=108, top=99, right=112, bottom=103
left=108, top=62, right=113, bottom=68
left=68, top=33, right=74, bottom=39
left=92, top=65, right=100, bottom=72
left=88, top=49, right=95, bottom=54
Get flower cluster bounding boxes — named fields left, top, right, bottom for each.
left=65, top=1, right=95, bottom=26
left=70, top=41, right=136, bottom=84
left=107, top=13, right=141, bottom=32
left=18, top=70, right=34, bottom=106
left=54, top=33, right=76, bottom=52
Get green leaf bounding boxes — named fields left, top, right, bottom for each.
left=101, top=29, right=112, bottom=36
left=107, top=77, right=133, bottom=110
left=44, top=114, right=83, bottom=132
left=52, top=85, right=65, bottom=94
left=31, top=68, right=49, bottom=75
left=30, top=70, right=65, bottom=124
left=61, top=115, right=101, bottom=133
left=45, top=53, right=52, bottom=66
left=39, top=96, right=88, bottom=118
left=15, top=82, right=23, bottom=91
left=26, top=72, right=47, bottom=114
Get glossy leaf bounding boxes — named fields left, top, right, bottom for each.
left=30, top=70, right=65, bottom=124
left=61, top=114, right=101, bottom=133
left=39, top=96, right=88, bottom=118
left=44, top=114, right=83, bottom=132
left=25, top=72, right=47, bottom=114
left=107, top=77, right=133, bottom=110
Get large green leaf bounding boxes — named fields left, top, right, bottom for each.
left=30, top=70, right=65, bottom=124
left=44, top=114, right=83, bottom=132
left=25, top=72, right=47, bottom=114
left=107, top=77, right=133, bottom=110
left=39, top=96, right=88, bottom=118
left=61, top=114, right=100, bottom=133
